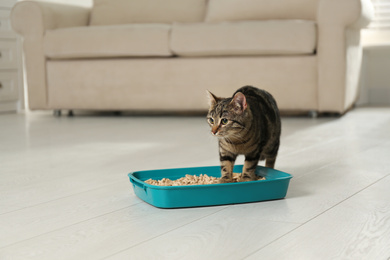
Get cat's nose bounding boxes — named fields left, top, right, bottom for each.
left=211, top=126, right=219, bottom=135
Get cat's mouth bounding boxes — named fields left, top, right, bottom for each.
left=211, top=132, right=221, bottom=137
left=211, top=127, right=223, bottom=136
left=211, top=129, right=223, bottom=136
left=211, top=131, right=228, bottom=138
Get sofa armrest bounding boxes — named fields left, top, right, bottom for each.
left=11, top=1, right=90, bottom=37
left=316, top=0, right=374, bottom=113
left=317, top=0, right=374, bottom=29
left=10, top=1, right=90, bottom=110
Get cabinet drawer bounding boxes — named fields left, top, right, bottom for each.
left=0, top=70, right=18, bottom=101
left=0, top=39, right=18, bottom=69
left=0, top=10, right=15, bottom=36
left=0, top=0, right=17, bottom=9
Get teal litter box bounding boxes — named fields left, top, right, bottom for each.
left=128, top=165, right=292, bottom=208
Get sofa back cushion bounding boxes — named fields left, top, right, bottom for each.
left=44, top=24, right=173, bottom=59
left=90, top=0, right=207, bottom=25
left=206, top=0, right=319, bottom=22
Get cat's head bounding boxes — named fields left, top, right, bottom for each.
left=206, top=90, right=251, bottom=138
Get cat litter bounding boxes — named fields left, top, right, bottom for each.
left=145, top=173, right=265, bottom=186
left=128, top=165, right=292, bottom=208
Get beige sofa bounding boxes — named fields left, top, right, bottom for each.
left=11, top=0, right=374, bottom=114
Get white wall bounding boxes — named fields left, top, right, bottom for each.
left=35, top=0, right=92, bottom=7
left=358, top=45, right=390, bottom=106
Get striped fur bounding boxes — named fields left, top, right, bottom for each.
left=207, top=86, right=281, bottom=183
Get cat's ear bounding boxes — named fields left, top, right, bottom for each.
left=231, top=92, right=247, bottom=113
left=206, top=90, right=219, bottom=107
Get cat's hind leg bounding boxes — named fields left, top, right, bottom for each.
left=264, top=140, right=279, bottom=169
left=265, top=156, right=276, bottom=169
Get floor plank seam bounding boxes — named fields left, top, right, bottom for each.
left=290, top=140, right=384, bottom=181
left=100, top=206, right=230, bottom=259
left=0, top=202, right=141, bottom=250
left=0, top=180, right=126, bottom=216
left=280, top=134, right=344, bottom=158
left=242, top=173, right=390, bottom=259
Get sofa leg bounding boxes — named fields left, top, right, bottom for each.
left=68, top=110, right=74, bottom=117
left=53, top=110, right=62, bottom=117
left=308, top=110, right=318, bottom=118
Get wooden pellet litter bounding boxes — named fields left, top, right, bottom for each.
left=145, top=173, right=265, bottom=186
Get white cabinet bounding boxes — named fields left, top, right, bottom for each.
left=0, top=0, right=23, bottom=113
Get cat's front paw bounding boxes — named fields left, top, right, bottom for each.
left=239, top=173, right=256, bottom=182
left=219, top=176, right=233, bottom=183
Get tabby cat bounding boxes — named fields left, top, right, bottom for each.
left=207, top=86, right=281, bottom=183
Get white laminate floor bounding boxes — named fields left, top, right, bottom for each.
left=1, top=107, right=390, bottom=260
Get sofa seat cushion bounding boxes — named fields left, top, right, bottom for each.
left=171, top=20, right=316, bottom=57
left=44, top=24, right=172, bottom=59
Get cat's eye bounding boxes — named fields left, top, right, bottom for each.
left=221, top=118, right=228, bottom=125
left=208, top=117, right=214, bottom=124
